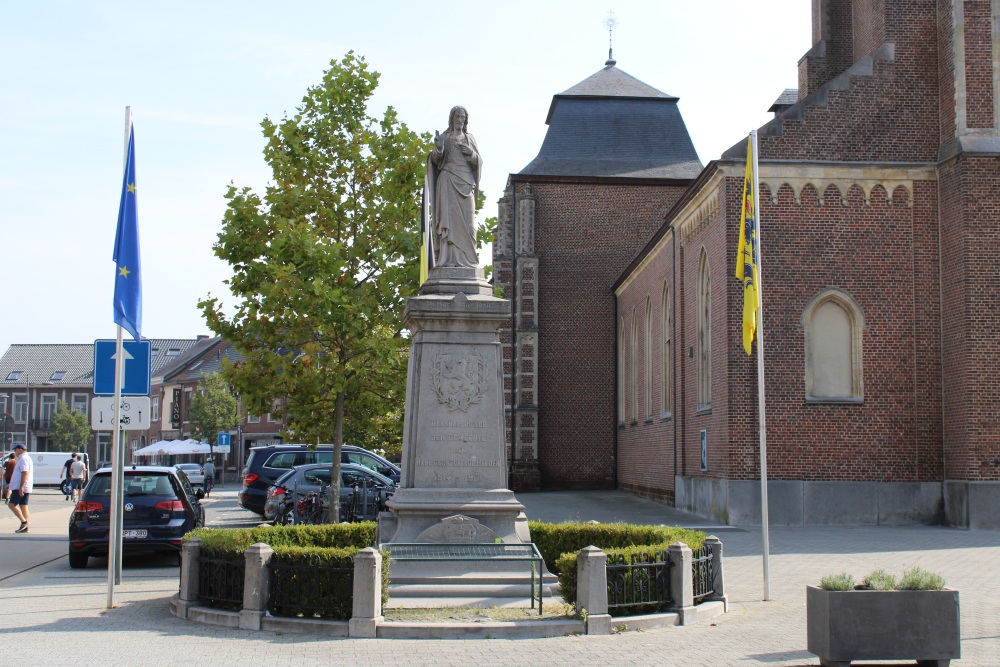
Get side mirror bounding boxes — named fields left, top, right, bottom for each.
left=195, top=489, right=205, bottom=500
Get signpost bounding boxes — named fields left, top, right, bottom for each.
left=216, top=432, right=231, bottom=454
left=93, top=339, right=151, bottom=396
left=91, top=397, right=151, bottom=431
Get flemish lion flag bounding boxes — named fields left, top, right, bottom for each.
left=419, top=177, right=435, bottom=285
left=734, top=134, right=758, bottom=355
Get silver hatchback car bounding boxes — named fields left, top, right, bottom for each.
left=264, top=463, right=395, bottom=524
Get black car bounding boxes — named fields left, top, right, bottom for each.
left=238, top=444, right=400, bottom=516
left=265, top=463, right=396, bottom=524
left=68, top=466, right=205, bottom=569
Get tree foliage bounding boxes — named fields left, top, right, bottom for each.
left=199, top=52, right=431, bottom=519
left=50, top=400, right=91, bottom=453
left=187, top=373, right=239, bottom=450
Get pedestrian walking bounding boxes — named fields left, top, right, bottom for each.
left=7, top=443, right=33, bottom=533
left=60, top=454, right=74, bottom=500
left=2, top=452, right=16, bottom=503
left=69, top=453, right=87, bottom=503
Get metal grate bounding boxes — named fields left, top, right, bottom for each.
left=606, top=550, right=672, bottom=611
left=383, top=542, right=541, bottom=560
left=267, top=552, right=355, bottom=620
left=197, top=548, right=245, bottom=609
left=691, top=545, right=715, bottom=600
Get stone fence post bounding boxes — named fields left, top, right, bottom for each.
left=176, top=537, right=201, bottom=619
left=576, top=546, right=611, bottom=635
left=703, top=535, right=728, bottom=611
left=240, top=543, right=274, bottom=630
left=349, top=548, right=384, bottom=638
left=668, top=541, right=696, bottom=625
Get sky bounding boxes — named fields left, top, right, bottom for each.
left=0, top=1, right=811, bottom=356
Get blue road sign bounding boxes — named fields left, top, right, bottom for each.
left=93, top=339, right=152, bottom=396
left=217, top=432, right=231, bottom=448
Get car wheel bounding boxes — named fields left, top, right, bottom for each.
left=68, top=550, right=88, bottom=569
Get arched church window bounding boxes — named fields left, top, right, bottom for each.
left=697, top=250, right=711, bottom=409
left=644, top=296, right=652, bottom=419
left=801, top=288, right=865, bottom=402
left=617, top=317, right=625, bottom=424
left=661, top=281, right=672, bottom=418
left=631, top=308, right=639, bottom=423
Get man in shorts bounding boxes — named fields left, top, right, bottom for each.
left=60, top=454, right=75, bottom=500
left=70, top=453, right=87, bottom=503
left=8, top=443, right=33, bottom=533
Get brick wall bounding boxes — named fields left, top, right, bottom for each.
left=939, top=156, right=1000, bottom=482
left=615, top=233, right=678, bottom=503
left=496, top=179, right=688, bottom=489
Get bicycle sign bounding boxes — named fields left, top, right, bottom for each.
left=91, top=396, right=151, bottom=431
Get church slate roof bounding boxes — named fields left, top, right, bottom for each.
left=520, top=64, right=703, bottom=180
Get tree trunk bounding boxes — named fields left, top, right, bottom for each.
left=327, top=390, right=345, bottom=523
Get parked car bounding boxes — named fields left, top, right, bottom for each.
left=174, top=463, right=205, bottom=486
left=238, top=444, right=400, bottom=516
left=68, top=465, right=205, bottom=569
left=265, top=463, right=396, bottom=524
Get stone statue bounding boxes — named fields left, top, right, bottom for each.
left=426, top=105, right=481, bottom=268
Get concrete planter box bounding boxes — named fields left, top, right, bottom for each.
left=806, top=585, right=960, bottom=667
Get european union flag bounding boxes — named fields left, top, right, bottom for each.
left=113, top=125, right=142, bottom=340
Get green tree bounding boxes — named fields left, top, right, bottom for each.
left=200, top=52, right=431, bottom=521
left=50, top=400, right=91, bottom=453
left=187, top=373, right=239, bottom=457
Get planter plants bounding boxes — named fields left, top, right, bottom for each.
left=807, top=567, right=960, bottom=667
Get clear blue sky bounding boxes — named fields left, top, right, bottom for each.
left=0, top=1, right=809, bottom=355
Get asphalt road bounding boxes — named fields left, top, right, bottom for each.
left=0, top=483, right=259, bottom=589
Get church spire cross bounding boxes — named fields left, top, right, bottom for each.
left=604, top=10, right=617, bottom=66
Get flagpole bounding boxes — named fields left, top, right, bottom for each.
left=750, top=129, right=771, bottom=601
left=107, top=106, right=132, bottom=609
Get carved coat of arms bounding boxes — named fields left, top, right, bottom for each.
left=429, top=349, right=489, bottom=412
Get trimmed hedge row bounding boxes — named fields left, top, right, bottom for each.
left=184, top=522, right=385, bottom=620
left=528, top=521, right=707, bottom=608
left=185, top=522, right=377, bottom=551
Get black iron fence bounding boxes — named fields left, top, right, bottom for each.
left=268, top=551, right=355, bottom=620
left=197, top=548, right=245, bottom=609
left=606, top=549, right=673, bottom=612
left=691, top=544, right=715, bottom=600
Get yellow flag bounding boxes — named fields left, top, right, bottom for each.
left=734, top=135, right=758, bottom=355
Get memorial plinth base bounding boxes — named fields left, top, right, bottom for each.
left=380, top=488, right=526, bottom=544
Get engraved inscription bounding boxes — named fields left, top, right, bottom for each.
left=416, top=458, right=501, bottom=467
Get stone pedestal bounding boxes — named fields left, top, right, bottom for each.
left=382, top=266, right=525, bottom=544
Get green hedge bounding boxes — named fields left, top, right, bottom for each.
left=528, top=521, right=706, bottom=574
left=184, top=523, right=385, bottom=620
left=528, top=521, right=706, bottom=611
left=185, top=521, right=377, bottom=551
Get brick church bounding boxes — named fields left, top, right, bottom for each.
left=494, top=0, right=1000, bottom=529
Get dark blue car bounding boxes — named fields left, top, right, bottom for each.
left=68, top=466, right=205, bottom=568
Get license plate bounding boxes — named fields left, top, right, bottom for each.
left=123, top=529, right=147, bottom=539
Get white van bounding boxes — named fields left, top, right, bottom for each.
left=26, top=451, right=90, bottom=486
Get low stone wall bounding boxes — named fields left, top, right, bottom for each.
left=172, top=536, right=727, bottom=638
left=173, top=538, right=383, bottom=638
left=675, top=475, right=947, bottom=526
left=574, top=537, right=727, bottom=634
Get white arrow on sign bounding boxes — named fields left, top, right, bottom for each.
left=91, top=396, right=151, bottom=431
